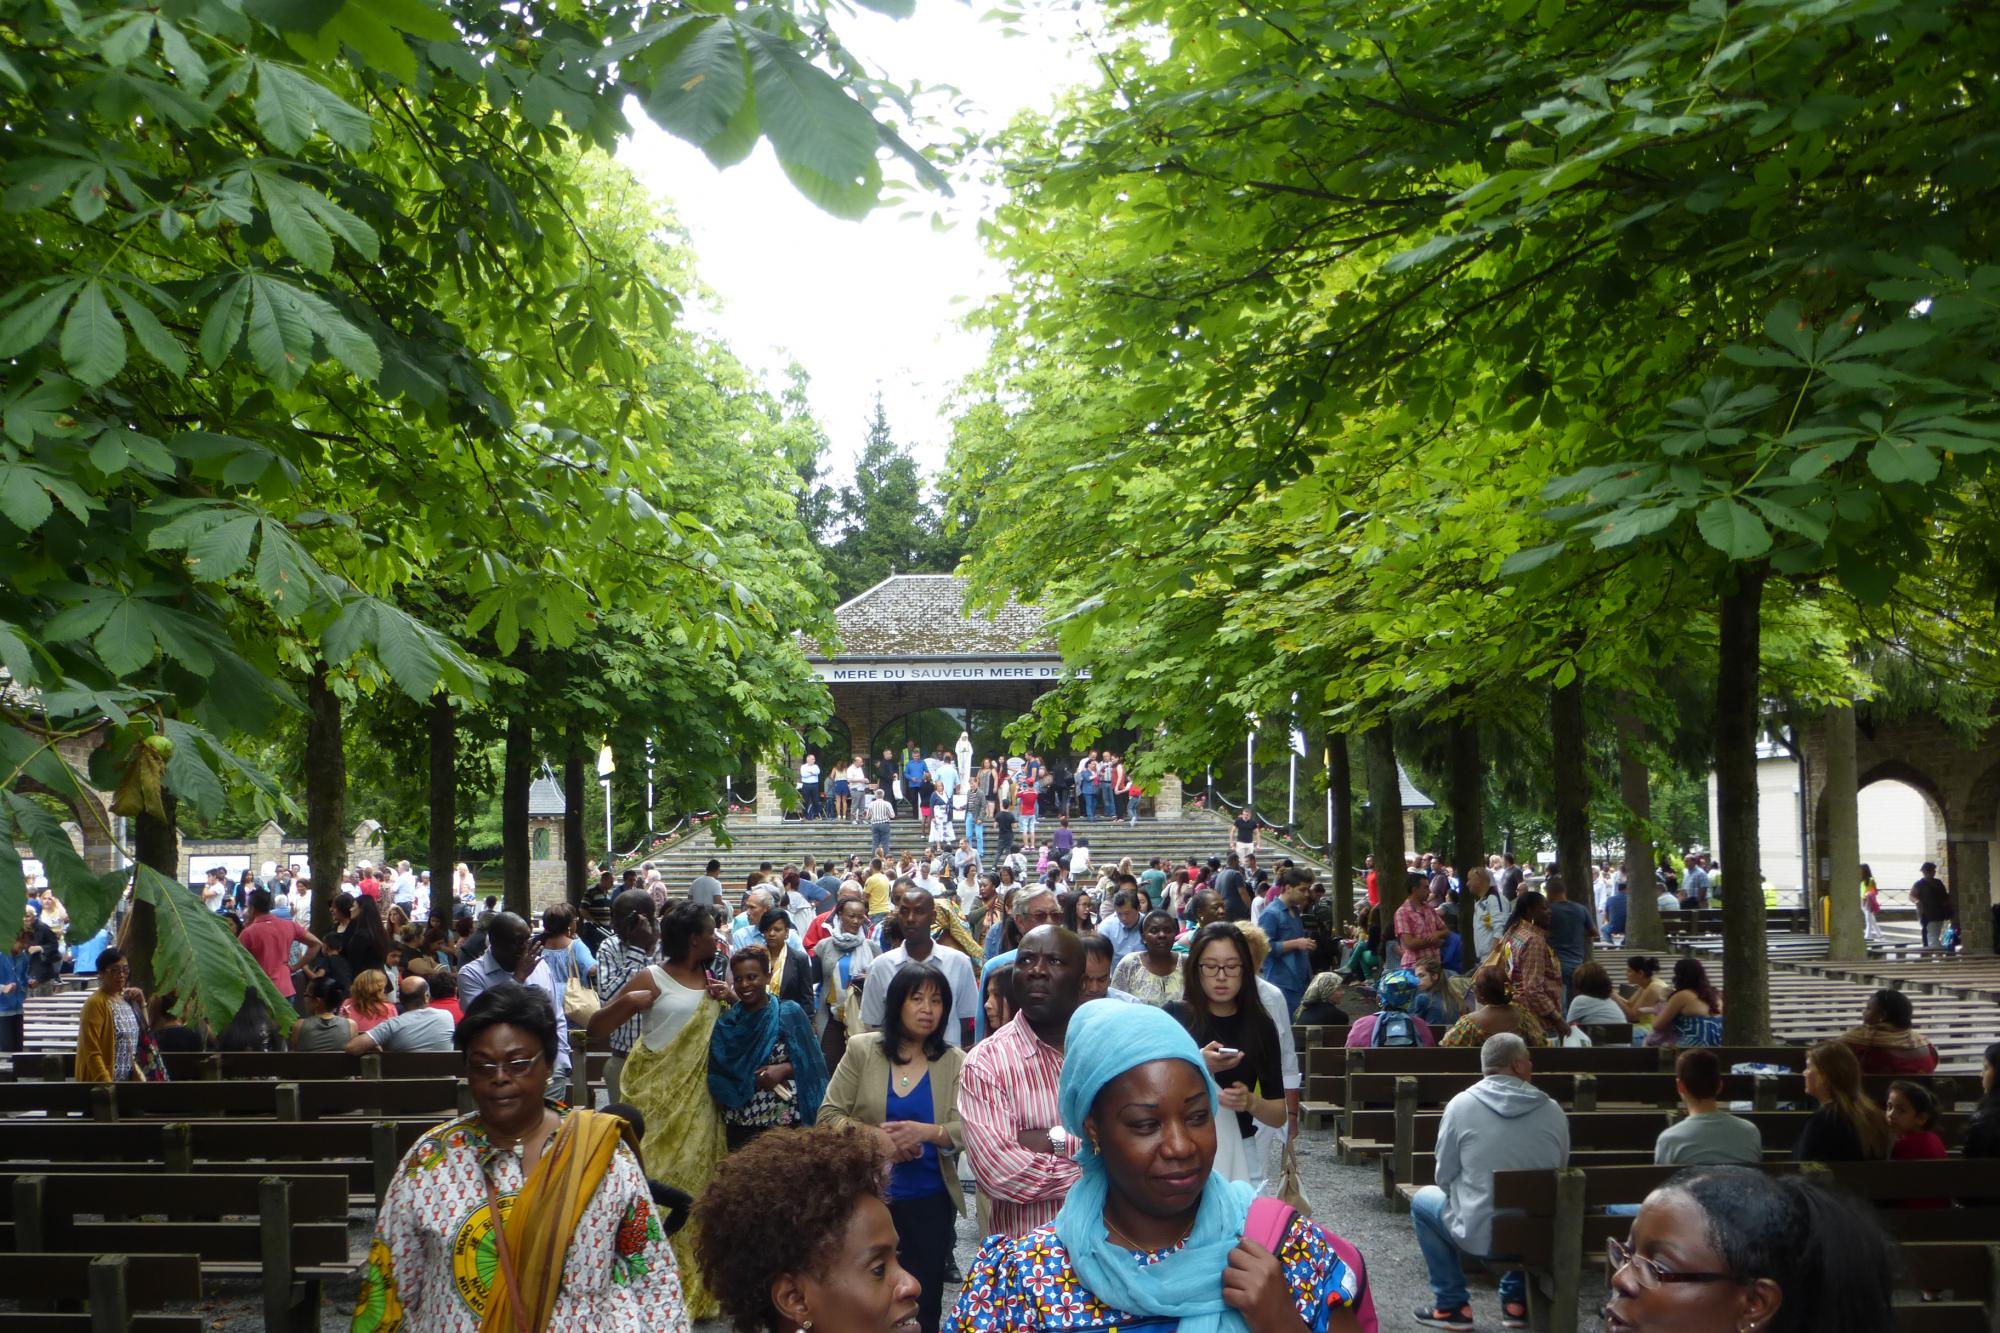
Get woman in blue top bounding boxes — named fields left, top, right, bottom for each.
left=1649, top=958, right=1723, bottom=1047
left=817, top=960, right=966, bottom=1333
left=0, top=927, right=28, bottom=1052
left=950, top=1001, right=1370, bottom=1333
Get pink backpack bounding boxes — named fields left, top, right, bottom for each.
left=1244, top=1196, right=1379, bottom=1333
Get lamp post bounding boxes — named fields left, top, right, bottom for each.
left=597, top=743, right=615, bottom=859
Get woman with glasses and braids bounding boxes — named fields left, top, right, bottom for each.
left=350, top=985, right=686, bottom=1333
left=1600, top=1165, right=1894, bottom=1333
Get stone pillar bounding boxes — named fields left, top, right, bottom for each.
left=1155, top=774, right=1184, bottom=820
left=1822, top=706, right=1865, bottom=960
left=754, top=759, right=782, bottom=824
left=1953, top=838, right=1993, bottom=956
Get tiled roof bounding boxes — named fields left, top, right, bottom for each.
left=1360, top=763, right=1438, bottom=812
left=527, top=775, right=565, bottom=817
left=805, top=575, right=1055, bottom=658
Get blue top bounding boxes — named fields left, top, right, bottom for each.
left=1097, top=914, right=1145, bottom=964
left=905, top=757, right=929, bottom=785
left=885, top=1071, right=945, bottom=1201
left=1258, top=901, right=1311, bottom=993
left=0, top=950, right=24, bottom=1016
left=1606, top=891, right=1629, bottom=934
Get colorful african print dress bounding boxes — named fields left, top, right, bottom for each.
left=948, top=1212, right=1363, bottom=1333
left=351, top=1106, right=687, bottom=1333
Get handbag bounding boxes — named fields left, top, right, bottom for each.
left=1244, top=1197, right=1377, bottom=1332
left=1274, top=1134, right=1312, bottom=1216
left=562, top=973, right=600, bottom=1026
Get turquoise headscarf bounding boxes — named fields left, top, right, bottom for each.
left=1051, top=1002, right=1258, bottom=1333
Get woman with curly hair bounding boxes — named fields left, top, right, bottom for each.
left=1436, top=965, right=1545, bottom=1048
left=693, top=1126, right=920, bottom=1333
left=349, top=985, right=685, bottom=1333
left=339, top=967, right=396, bottom=1036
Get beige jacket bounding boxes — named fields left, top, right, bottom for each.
left=816, top=1031, right=967, bottom=1214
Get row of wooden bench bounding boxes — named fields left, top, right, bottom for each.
left=1476, top=1159, right=2000, bottom=1333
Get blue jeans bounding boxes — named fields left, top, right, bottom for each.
left=1410, top=1185, right=1524, bottom=1311
left=1081, top=790, right=1097, bottom=820
left=966, top=816, right=985, bottom=858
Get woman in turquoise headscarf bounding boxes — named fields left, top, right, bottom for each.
left=947, top=1001, right=1372, bottom=1333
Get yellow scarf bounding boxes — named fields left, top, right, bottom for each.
left=479, top=1109, right=631, bottom=1333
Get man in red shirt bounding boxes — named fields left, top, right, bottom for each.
left=356, top=863, right=381, bottom=900
left=238, top=888, right=321, bottom=1013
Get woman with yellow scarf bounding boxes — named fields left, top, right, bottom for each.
left=351, top=986, right=685, bottom=1333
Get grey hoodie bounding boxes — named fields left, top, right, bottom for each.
left=1437, top=1074, right=1570, bottom=1255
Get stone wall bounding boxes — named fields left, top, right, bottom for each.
left=1801, top=710, right=1999, bottom=941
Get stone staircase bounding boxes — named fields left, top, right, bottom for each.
left=632, top=808, right=1334, bottom=890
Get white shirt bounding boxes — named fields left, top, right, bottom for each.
left=858, top=944, right=980, bottom=1046
left=799, top=762, right=820, bottom=784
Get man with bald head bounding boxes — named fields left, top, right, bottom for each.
left=344, top=974, right=454, bottom=1053
left=454, top=910, right=570, bottom=1090
left=957, top=924, right=1086, bottom=1235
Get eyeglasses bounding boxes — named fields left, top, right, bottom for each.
left=1607, top=1236, right=1736, bottom=1290
left=1023, top=908, right=1059, bottom=924
left=468, top=1055, right=543, bottom=1080
left=1197, top=962, right=1244, bottom=978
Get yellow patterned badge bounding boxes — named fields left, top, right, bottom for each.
left=450, top=1193, right=516, bottom=1316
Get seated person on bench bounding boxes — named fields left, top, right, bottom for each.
left=345, top=974, right=455, bottom=1054
left=1345, top=969, right=1435, bottom=1048
left=1837, top=988, right=1938, bottom=1077
left=1410, top=1033, right=1569, bottom=1332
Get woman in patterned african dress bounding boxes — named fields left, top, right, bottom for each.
left=351, top=986, right=686, bottom=1333
left=948, top=1001, right=1374, bottom=1333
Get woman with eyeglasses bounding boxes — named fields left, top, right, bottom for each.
left=1164, top=924, right=1286, bottom=1187
left=351, top=985, right=688, bottom=1333
left=1600, top=1165, right=1894, bottom=1332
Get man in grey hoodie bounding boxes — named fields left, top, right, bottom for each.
left=1410, top=1032, right=1570, bottom=1331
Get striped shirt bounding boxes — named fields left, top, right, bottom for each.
left=595, top=940, right=658, bottom=1056
left=958, top=1011, right=1079, bottom=1237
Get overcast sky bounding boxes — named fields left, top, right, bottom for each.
left=616, top=2, right=1101, bottom=481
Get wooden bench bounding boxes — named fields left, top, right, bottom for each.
left=1473, top=1159, right=2000, bottom=1333
left=0, top=1118, right=441, bottom=1204
left=0, top=1251, right=203, bottom=1333
left=8, top=1172, right=353, bottom=1331
left=1358, top=1105, right=1971, bottom=1203
left=0, top=1077, right=467, bottom=1121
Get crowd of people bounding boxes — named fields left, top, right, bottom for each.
left=22, top=814, right=1986, bottom=1333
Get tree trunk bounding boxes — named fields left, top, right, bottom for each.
left=1328, top=733, right=1355, bottom=934
left=1550, top=673, right=1591, bottom=895
left=564, top=740, right=587, bottom=907
left=501, top=711, right=531, bottom=918
left=1615, top=703, right=1663, bottom=950
left=1363, top=724, right=1405, bottom=904
left=305, top=664, right=347, bottom=939
left=427, top=691, right=457, bottom=925
left=124, top=792, right=176, bottom=993
left=1448, top=709, right=1483, bottom=970
left=1716, top=565, right=1770, bottom=1044
left=1823, top=705, right=1865, bottom=961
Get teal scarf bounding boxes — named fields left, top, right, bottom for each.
left=706, top=997, right=829, bottom=1122
left=1051, top=1003, right=1257, bottom=1333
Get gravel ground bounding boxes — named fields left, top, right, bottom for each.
left=167, top=1114, right=1606, bottom=1333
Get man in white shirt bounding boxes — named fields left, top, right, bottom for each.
left=859, top=885, right=979, bottom=1047
left=798, top=753, right=823, bottom=821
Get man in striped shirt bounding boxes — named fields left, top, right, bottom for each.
left=592, top=889, right=658, bottom=1103
left=957, top=925, right=1087, bottom=1237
